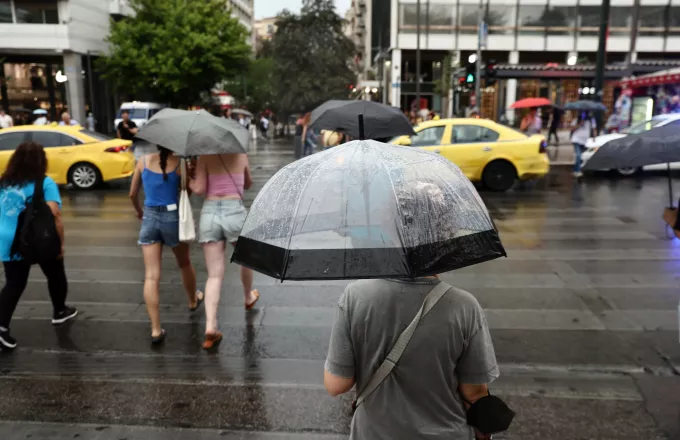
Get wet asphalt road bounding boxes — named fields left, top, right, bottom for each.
left=0, top=142, right=679, bottom=440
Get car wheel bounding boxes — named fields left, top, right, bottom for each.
left=615, top=167, right=641, bottom=177
left=482, top=161, right=517, bottom=192
left=69, top=163, right=101, bottom=190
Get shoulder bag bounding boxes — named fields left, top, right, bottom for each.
left=179, top=158, right=196, bottom=242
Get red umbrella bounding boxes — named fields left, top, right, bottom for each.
left=510, top=98, right=553, bottom=109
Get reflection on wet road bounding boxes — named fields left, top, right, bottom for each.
left=0, top=144, right=678, bottom=439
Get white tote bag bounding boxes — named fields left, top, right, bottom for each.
left=179, top=158, right=196, bottom=242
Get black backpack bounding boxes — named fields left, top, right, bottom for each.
left=10, top=177, right=61, bottom=264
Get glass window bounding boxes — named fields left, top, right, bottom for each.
left=623, top=118, right=665, bottom=134
left=609, top=7, right=630, bottom=36
left=428, top=4, right=455, bottom=30
left=15, top=2, right=59, bottom=24
left=544, top=6, right=576, bottom=35
left=518, top=4, right=547, bottom=35
left=638, top=6, right=665, bottom=36
left=577, top=5, right=600, bottom=36
left=116, top=108, right=148, bottom=119
left=0, top=1, right=12, bottom=23
left=459, top=5, right=478, bottom=33
left=669, top=6, right=680, bottom=34
left=452, top=125, right=499, bottom=143
left=411, top=126, right=445, bottom=146
left=0, top=132, right=28, bottom=151
left=60, top=134, right=82, bottom=146
left=31, top=131, right=65, bottom=148
left=487, top=6, right=515, bottom=35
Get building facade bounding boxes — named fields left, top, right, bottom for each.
left=227, top=0, right=255, bottom=44
left=253, top=16, right=277, bottom=50
left=354, top=0, right=680, bottom=123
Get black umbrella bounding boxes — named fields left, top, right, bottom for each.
left=135, top=108, right=248, bottom=156
left=232, top=139, right=506, bottom=280
left=583, top=124, right=680, bottom=206
left=309, top=100, right=415, bottom=140
left=564, top=100, right=607, bottom=112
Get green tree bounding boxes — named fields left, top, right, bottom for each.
left=227, top=57, right=276, bottom=113
left=99, top=0, right=251, bottom=107
left=269, top=0, right=356, bottom=114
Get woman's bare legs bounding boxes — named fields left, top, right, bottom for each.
left=141, top=243, right=163, bottom=337
left=202, top=241, right=225, bottom=334
left=172, top=242, right=202, bottom=308
left=232, top=242, right=258, bottom=306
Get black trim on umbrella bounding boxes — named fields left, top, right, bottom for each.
left=231, top=230, right=506, bottom=281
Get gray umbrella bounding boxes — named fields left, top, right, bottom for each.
left=309, top=100, right=415, bottom=140
left=583, top=123, right=680, bottom=206
left=231, top=108, right=254, bottom=118
left=564, top=100, right=607, bottom=112
left=135, top=108, right=248, bottom=156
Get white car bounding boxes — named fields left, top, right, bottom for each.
left=581, top=114, right=680, bottom=176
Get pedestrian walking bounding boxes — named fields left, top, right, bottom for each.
left=0, top=109, right=14, bottom=128
left=189, top=153, right=257, bottom=350
left=570, top=111, right=594, bottom=177
left=547, top=108, right=562, bottom=144
left=86, top=112, right=96, bottom=131
left=301, top=113, right=318, bottom=156
left=0, top=142, right=78, bottom=349
left=59, top=112, right=79, bottom=126
left=520, top=108, right=541, bottom=135
left=259, top=114, right=269, bottom=140
left=129, top=148, right=203, bottom=344
left=117, top=110, right=138, bottom=141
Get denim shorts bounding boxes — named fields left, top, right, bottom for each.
left=199, top=199, right=247, bottom=244
left=138, top=206, right=180, bottom=248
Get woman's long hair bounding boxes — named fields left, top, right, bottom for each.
left=158, top=146, right=171, bottom=181
left=0, top=142, right=48, bottom=188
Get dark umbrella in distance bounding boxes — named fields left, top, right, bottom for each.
left=232, top=139, right=506, bottom=280
left=564, top=100, right=607, bottom=112
left=135, top=108, right=248, bottom=156
left=583, top=124, right=680, bottom=206
left=309, top=100, right=415, bottom=140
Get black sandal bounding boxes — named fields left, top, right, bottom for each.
left=189, top=291, right=204, bottom=312
left=151, top=329, right=166, bottom=344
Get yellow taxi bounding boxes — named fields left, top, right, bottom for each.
left=392, top=118, right=550, bottom=191
left=0, top=125, right=134, bottom=189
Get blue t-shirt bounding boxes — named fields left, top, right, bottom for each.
left=0, top=177, right=62, bottom=262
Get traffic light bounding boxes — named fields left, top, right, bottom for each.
left=465, top=62, right=475, bottom=85
left=485, top=59, right=497, bottom=87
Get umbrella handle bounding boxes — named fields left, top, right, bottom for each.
left=358, top=114, right=365, bottom=140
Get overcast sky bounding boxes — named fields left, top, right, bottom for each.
left=255, top=0, right=351, bottom=19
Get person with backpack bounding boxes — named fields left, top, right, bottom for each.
left=0, top=142, right=77, bottom=349
left=129, top=147, right=204, bottom=345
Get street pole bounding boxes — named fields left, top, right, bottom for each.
left=626, top=0, right=640, bottom=75
left=593, top=0, right=610, bottom=134
left=416, top=0, right=421, bottom=110
left=475, top=0, right=483, bottom=112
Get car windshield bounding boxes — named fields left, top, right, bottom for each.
left=623, top=118, right=666, bottom=134
left=80, top=129, right=114, bottom=142
left=116, top=108, right=148, bottom=119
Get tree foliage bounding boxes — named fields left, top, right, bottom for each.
left=99, top=0, right=251, bottom=107
left=268, top=0, right=356, bottom=114
left=227, top=57, right=276, bottom=113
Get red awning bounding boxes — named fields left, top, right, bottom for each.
left=619, top=67, right=680, bottom=88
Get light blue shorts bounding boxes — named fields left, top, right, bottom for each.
left=198, top=199, right=247, bottom=244
left=138, top=206, right=180, bottom=248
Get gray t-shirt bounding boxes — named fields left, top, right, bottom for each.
left=325, top=278, right=499, bottom=440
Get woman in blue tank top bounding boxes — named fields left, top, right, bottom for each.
left=129, top=147, right=203, bottom=344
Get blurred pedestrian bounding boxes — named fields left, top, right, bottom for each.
left=223, top=108, right=232, bottom=120
left=117, top=110, right=138, bottom=141
left=189, top=152, right=258, bottom=350
left=570, top=111, right=594, bottom=178
left=520, top=109, right=541, bottom=135
left=129, top=148, right=203, bottom=344
left=86, top=112, right=96, bottom=131
left=59, top=112, right=79, bottom=126
left=0, top=142, right=77, bottom=349
left=324, top=182, right=500, bottom=440
left=547, top=108, right=562, bottom=144
left=260, top=113, right=270, bottom=140
left=302, top=113, right=318, bottom=156
left=33, top=114, right=48, bottom=126
left=0, top=109, right=13, bottom=128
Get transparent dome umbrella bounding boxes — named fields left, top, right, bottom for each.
left=232, top=140, right=506, bottom=280
left=135, top=108, right=248, bottom=156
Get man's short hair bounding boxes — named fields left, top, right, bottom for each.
left=121, top=110, right=130, bottom=115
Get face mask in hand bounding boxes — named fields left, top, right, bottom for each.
left=464, top=392, right=515, bottom=435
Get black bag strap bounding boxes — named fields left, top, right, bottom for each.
left=32, top=176, right=46, bottom=204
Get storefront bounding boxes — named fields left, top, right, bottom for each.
left=619, top=67, right=680, bottom=125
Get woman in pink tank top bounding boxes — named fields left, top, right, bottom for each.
left=189, top=153, right=257, bottom=350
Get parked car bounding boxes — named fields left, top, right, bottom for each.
left=582, top=113, right=680, bottom=176
left=0, top=126, right=134, bottom=189
left=391, top=118, right=550, bottom=191
left=113, top=102, right=166, bottom=132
